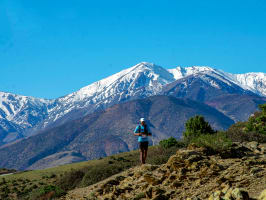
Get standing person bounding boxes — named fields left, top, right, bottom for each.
left=134, top=118, right=152, bottom=165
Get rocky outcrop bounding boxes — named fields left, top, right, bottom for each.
left=60, top=142, right=266, bottom=200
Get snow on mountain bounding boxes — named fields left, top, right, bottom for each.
left=0, top=92, right=53, bottom=143
left=168, top=66, right=266, bottom=96
left=233, top=73, right=266, bottom=96
left=43, top=62, right=175, bottom=125
left=0, top=62, right=265, bottom=145
left=62, top=62, right=174, bottom=102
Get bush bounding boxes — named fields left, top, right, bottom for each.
left=245, top=104, right=266, bottom=135
left=183, top=115, right=215, bottom=138
left=159, top=137, right=185, bottom=149
left=226, top=126, right=266, bottom=143
left=147, top=146, right=179, bottom=165
left=57, top=169, right=85, bottom=191
left=30, top=185, right=65, bottom=200
left=39, top=185, right=64, bottom=196
left=81, top=165, right=121, bottom=187
left=189, top=132, right=232, bottom=152
left=133, top=192, right=145, bottom=200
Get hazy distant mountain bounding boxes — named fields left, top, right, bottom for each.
left=0, top=62, right=265, bottom=146
left=0, top=95, right=234, bottom=170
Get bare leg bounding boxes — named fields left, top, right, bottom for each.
left=140, top=149, right=145, bottom=164
left=143, top=149, right=148, bottom=164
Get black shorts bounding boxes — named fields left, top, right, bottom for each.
left=139, top=141, right=149, bottom=151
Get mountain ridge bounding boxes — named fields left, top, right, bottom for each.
left=0, top=62, right=265, bottom=146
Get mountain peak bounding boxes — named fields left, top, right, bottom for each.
left=133, top=62, right=162, bottom=71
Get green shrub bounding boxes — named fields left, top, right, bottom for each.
left=49, top=173, right=56, bottom=178
left=245, top=104, right=266, bottom=135
left=39, top=185, right=64, bottom=196
left=147, top=146, right=179, bottom=165
left=226, top=122, right=266, bottom=143
left=81, top=165, right=122, bottom=187
left=183, top=115, right=215, bottom=138
left=190, top=132, right=232, bottom=152
left=133, top=192, right=145, bottom=200
left=30, top=185, right=65, bottom=200
left=159, top=137, right=185, bottom=149
left=1, top=178, right=6, bottom=184
left=57, top=169, right=85, bottom=191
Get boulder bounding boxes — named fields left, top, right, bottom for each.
left=231, top=188, right=249, bottom=200
left=143, top=173, right=160, bottom=185
left=259, top=189, right=266, bottom=200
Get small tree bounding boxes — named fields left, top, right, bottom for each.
left=183, top=115, right=215, bottom=138
left=245, top=103, right=266, bottom=135
left=259, top=104, right=266, bottom=114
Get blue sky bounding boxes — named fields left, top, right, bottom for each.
left=1, top=0, right=266, bottom=99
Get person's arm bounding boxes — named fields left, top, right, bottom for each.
left=134, top=126, right=141, bottom=136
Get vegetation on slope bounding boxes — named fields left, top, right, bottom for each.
left=0, top=145, right=182, bottom=200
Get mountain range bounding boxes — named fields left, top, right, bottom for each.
left=0, top=62, right=265, bottom=147
left=0, top=95, right=235, bottom=170
left=0, top=62, right=265, bottom=169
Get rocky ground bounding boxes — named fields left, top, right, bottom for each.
left=60, top=142, right=266, bottom=200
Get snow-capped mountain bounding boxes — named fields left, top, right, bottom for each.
left=40, top=62, right=176, bottom=128
left=168, top=66, right=266, bottom=96
left=0, top=92, right=53, bottom=144
left=0, top=62, right=265, bottom=146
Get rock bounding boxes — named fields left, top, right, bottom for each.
left=145, top=186, right=153, bottom=199
left=246, top=141, right=259, bottom=150
left=221, top=185, right=231, bottom=194
left=208, top=190, right=223, bottom=200
left=231, top=188, right=249, bottom=200
left=168, top=174, right=178, bottom=181
left=250, top=167, right=263, bottom=174
left=166, top=150, right=203, bottom=171
left=152, top=194, right=168, bottom=200
left=223, top=188, right=233, bottom=200
left=111, top=186, right=125, bottom=196
left=258, top=189, right=266, bottom=200
left=185, top=154, right=203, bottom=164
left=143, top=173, right=160, bottom=185
left=187, top=143, right=199, bottom=150
left=195, top=179, right=202, bottom=186
left=114, top=175, right=126, bottom=182
left=140, top=164, right=159, bottom=172
left=164, top=190, right=176, bottom=198
left=259, top=146, right=265, bottom=154
left=171, top=180, right=182, bottom=188
left=152, top=186, right=165, bottom=196
left=134, top=170, right=143, bottom=178
left=104, top=179, right=120, bottom=186
left=95, top=187, right=104, bottom=195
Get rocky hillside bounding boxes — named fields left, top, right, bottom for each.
left=61, top=142, right=266, bottom=200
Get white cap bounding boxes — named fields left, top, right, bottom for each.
left=140, top=118, right=145, bottom=122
